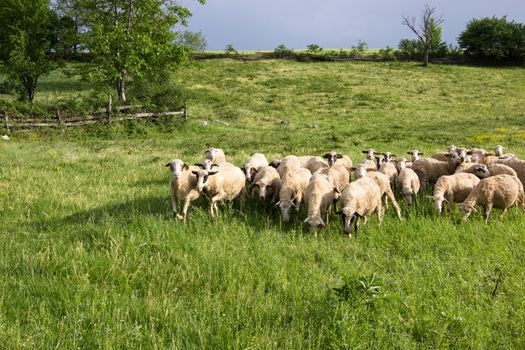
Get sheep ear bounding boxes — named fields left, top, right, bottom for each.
left=191, top=171, right=199, bottom=175
left=336, top=154, right=343, bottom=158
left=426, top=195, right=435, bottom=200
left=319, top=217, right=325, bottom=227
left=272, top=201, right=281, bottom=207
left=407, top=151, right=413, bottom=155
left=208, top=171, right=219, bottom=176
left=333, top=187, right=340, bottom=194
left=366, top=168, right=375, bottom=172
left=391, top=154, right=396, bottom=157
left=194, top=162, right=205, bottom=168
left=467, top=151, right=473, bottom=155
left=322, top=153, right=331, bottom=159
left=350, top=167, right=356, bottom=171
left=419, top=153, right=424, bottom=155
left=361, top=150, right=369, bottom=154
left=303, top=217, right=310, bottom=223
left=250, top=183, right=259, bottom=189
left=334, top=211, right=342, bottom=215
left=486, top=153, right=494, bottom=156
left=182, top=163, right=189, bottom=171
left=212, top=163, right=220, bottom=168
left=289, top=201, right=297, bottom=208
left=470, top=204, right=478, bottom=212
left=165, top=162, right=172, bottom=168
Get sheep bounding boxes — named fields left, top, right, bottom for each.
left=395, top=157, right=420, bottom=205
left=250, top=166, right=280, bottom=203
left=495, top=158, right=525, bottom=186
left=165, top=159, right=200, bottom=222
left=322, top=151, right=353, bottom=172
left=488, top=164, right=518, bottom=177
left=362, top=148, right=378, bottom=161
left=304, top=174, right=339, bottom=233
left=243, top=153, right=269, bottom=183
left=191, top=164, right=245, bottom=217
left=460, top=174, right=525, bottom=224
left=455, top=163, right=516, bottom=178
left=407, top=150, right=424, bottom=162
left=275, top=167, right=312, bottom=223
left=378, top=161, right=398, bottom=187
left=299, top=156, right=329, bottom=173
left=204, top=147, right=226, bottom=164
left=314, top=163, right=350, bottom=194
left=276, top=155, right=303, bottom=177
left=338, top=177, right=383, bottom=237
left=431, top=145, right=458, bottom=162
left=353, top=165, right=402, bottom=220
left=427, top=173, right=481, bottom=214
left=494, top=145, right=516, bottom=159
left=411, top=152, right=462, bottom=191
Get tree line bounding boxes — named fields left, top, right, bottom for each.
left=0, top=1, right=523, bottom=106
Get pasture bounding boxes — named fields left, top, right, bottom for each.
left=1, top=59, right=525, bottom=348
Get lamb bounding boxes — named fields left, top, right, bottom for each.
left=427, top=173, right=481, bottom=214
left=323, top=151, right=353, bottom=172
left=243, top=153, right=269, bottom=182
left=250, top=166, right=280, bottom=203
left=275, top=167, right=312, bottom=223
left=165, top=159, right=200, bottom=222
left=353, top=165, right=402, bottom=220
left=204, top=147, right=226, bottom=165
left=338, top=177, right=383, bottom=237
left=494, top=145, right=516, bottom=159
left=192, top=164, right=246, bottom=217
left=304, top=174, right=339, bottom=233
left=411, top=152, right=462, bottom=191
left=460, top=174, right=525, bottom=223
left=395, top=157, right=420, bottom=205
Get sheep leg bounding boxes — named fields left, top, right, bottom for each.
left=295, top=194, right=303, bottom=218
left=179, top=191, right=199, bottom=222
left=386, top=189, right=403, bottom=220
left=447, top=194, right=454, bottom=218
left=484, top=204, right=493, bottom=224
left=171, top=187, right=178, bottom=215
left=383, top=194, right=389, bottom=210
left=210, top=193, right=224, bottom=217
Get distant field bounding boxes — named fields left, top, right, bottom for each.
left=1, top=60, right=525, bottom=348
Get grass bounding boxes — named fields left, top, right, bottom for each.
left=1, top=59, right=525, bottom=348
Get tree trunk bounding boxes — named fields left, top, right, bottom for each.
left=423, top=47, right=429, bottom=67
left=116, top=76, right=126, bottom=104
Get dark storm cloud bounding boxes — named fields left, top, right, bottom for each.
left=182, top=0, right=525, bottom=50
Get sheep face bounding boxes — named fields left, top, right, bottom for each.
left=407, top=150, right=423, bottom=161
left=165, top=159, right=188, bottom=177
left=473, top=165, right=490, bottom=179
left=455, top=148, right=469, bottom=163
left=341, top=208, right=357, bottom=236
left=304, top=216, right=325, bottom=232
left=395, top=157, right=407, bottom=172
left=494, top=145, right=504, bottom=157
left=204, top=148, right=219, bottom=160
left=278, top=200, right=295, bottom=223
left=194, top=159, right=219, bottom=172
left=459, top=203, right=477, bottom=220
left=191, top=169, right=218, bottom=192
left=244, top=166, right=257, bottom=182
left=251, top=183, right=269, bottom=200
left=353, top=166, right=368, bottom=179
left=323, top=151, right=342, bottom=167
left=362, top=149, right=377, bottom=161
left=382, top=152, right=395, bottom=162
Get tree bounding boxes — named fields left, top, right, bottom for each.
left=0, top=0, right=57, bottom=103
left=175, top=30, right=207, bottom=53
left=70, top=0, right=205, bottom=103
left=402, top=5, right=444, bottom=66
left=459, top=17, right=525, bottom=61
left=53, top=0, right=84, bottom=58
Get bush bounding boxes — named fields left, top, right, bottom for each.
left=306, top=44, right=323, bottom=54
left=352, top=40, right=368, bottom=52
left=274, top=44, right=293, bottom=58
left=128, top=80, right=188, bottom=111
left=224, top=44, right=238, bottom=55
left=175, top=30, right=207, bottom=52
left=459, top=17, right=525, bottom=61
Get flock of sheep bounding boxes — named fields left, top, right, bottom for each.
left=165, top=145, right=525, bottom=237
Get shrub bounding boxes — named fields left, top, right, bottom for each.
left=459, top=16, right=525, bottom=61
left=306, top=44, right=323, bottom=54
left=274, top=44, right=293, bottom=58
left=224, top=43, right=238, bottom=55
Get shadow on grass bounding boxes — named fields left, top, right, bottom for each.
left=37, top=79, right=89, bottom=93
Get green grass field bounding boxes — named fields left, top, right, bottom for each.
left=1, top=59, right=525, bottom=348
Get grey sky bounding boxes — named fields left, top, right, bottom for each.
left=181, top=0, right=525, bottom=50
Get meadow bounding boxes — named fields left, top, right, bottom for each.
left=1, top=59, right=525, bottom=348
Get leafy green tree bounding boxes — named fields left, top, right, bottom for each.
left=0, top=0, right=57, bottom=103
left=70, top=0, right=205, bottom=103
left=402, top=5, right=444, bottom=66
left=459, top=17, right=525, bottom=61
left=175, top=30, right=207, bottom=53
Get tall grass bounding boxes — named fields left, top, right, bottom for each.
left=1, top=60, right=525, bottom=348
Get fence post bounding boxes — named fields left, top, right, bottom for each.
left=56, top=110, right=62, bottom=129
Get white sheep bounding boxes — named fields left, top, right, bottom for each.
left=338, top=177, right=383, bottom=237
left=314, top=163, right=349, bottom=194
left=204, top=147, right=226, bottom=165
left=460, top=174, right=525, bottom=223
left=304, top=174, right=339, bottom=233
left=353, top=165, right=402, bottom=220
left=411, top=152, right=462, bottom=191
left=192, top=164, right=245, bottom=217
left=322, top=151, right=353, bottom=172
left=395, top=157, right=420, bottom=205
left=378, top=161, right=398, bottom=187
left=494, top=145, right=516, bottom=159
left=250, top=166, right=280, bottom=203
left=299, top=155, right=329, bottom=173
left=243, top=153, right=269, bottom=182
left=427, top=172, right=481, bottom=214
left=275, top=167, right=312, bottom=223
left=276, top=155, right=303, bottom=177
left=495, top=158, right=525, bottom=187
left=165, top=159, right=200, bottom=222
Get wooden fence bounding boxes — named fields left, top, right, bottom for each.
left=2, top=103, right=188, bottom=133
